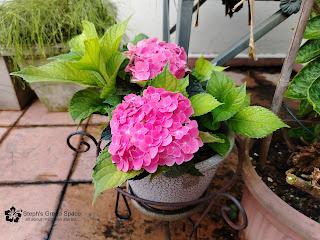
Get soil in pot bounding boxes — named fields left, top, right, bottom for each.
left=251, top=137, right=320, bottom=223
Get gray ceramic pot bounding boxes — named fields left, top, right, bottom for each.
left=30, top=82, right=84, bottom=111
left=128, top=133, right=234, bottom=208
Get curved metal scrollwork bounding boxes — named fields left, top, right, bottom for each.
left=67, top=131, right=101, bottom=155
left=218, top=193, right=248, bottom=231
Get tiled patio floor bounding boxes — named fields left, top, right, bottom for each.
left=0, top=68, right=282, bottom=240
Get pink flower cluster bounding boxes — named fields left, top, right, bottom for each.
left=108, top=87, right=203, bottom=173
left=125, top=37, right=187, bottom=81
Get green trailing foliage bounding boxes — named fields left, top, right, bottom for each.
left=0, top=0, right=117, bottom=68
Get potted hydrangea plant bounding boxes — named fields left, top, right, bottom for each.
left=14, top=20, right=287, bottom=207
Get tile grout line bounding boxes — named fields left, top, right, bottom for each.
left=0, top=103, right=33, bottom=145
left=45, top=116, right=92, bottom=240
left=0, top=180, right=92, bottom=186
left=0, top=122, right=104, bottom=128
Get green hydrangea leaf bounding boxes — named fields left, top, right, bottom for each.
left=199, top=131, right=225, bottom=143
left=149, top=66, right=189, bottom=96
left=198, top=113, right=221, bottom=131
left=228, top=106, right=289, bottom=138
left=307, top=77, right=320, bottom=114
left=296, top=40, right=320, bottom=63
left=103, top=95, right=122, bottom=107
left=48, top=52, right=82, bottom=62
left=298, top=99, right=313, bottom=117
left=69, top=21, right=98, bottom=53
left=192, top=56, right=227, bottom=82
left=71, top=38, right=102, bottom=72
left=243, top=94, right=251, bottom=107
left=93, top=148, right=143, bottom=202
left=211, top=84, right=247, bottom=123
left=100, top=18, right=129, bottom=63
left=208, top=133, right=230, bottom=156
left=190, top=93, right=222, bottom=117
left=11, top=61, right=99, bottom=86
left=206, top=71, right=235, bottom=100
left=69, top=88, right=107, bottom=122
left=105, top=52, right=126, bottom=87
left=304, top=16, right=320, bottom=40
left=286, top=58, right=320, bottom=99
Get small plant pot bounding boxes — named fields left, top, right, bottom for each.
left=241, top=155, right=320, bottom=240
left=128, top=134, right=235, bottom=214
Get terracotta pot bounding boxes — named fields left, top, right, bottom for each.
left=128, top=133, right=235, bottom=210
left=241, top=155, right=320, bottom=240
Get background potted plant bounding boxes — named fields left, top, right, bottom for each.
left=15, top=20, right=287, bottom=213
left=241, top=4, right=320, bottom=239
left=1, top=0, right=116, bottom=111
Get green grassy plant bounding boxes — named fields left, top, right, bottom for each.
left=0, top=0, right=117, bottom=68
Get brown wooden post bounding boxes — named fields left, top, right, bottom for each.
left=259, top=0, right=315, bottom=164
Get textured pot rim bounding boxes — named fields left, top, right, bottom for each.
left=195, top=132, right=235, bottom=171
left=242, top=154, right=320, bottom=239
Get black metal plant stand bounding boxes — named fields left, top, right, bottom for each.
left=67, top=131, right=248, bottom=240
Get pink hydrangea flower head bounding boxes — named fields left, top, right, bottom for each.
left=125, top=38, right=187, bottom=81
left=109, top=87, right=203, bottom=173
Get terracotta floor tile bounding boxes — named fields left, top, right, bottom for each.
left=71, top=125, right=105, bottom=181
left=0, top=126, right=81, bottom=182
left=50, top=184, right=232, bottom=240
left=0, top=111, right=23, bottom=126
left=50, top=184, right=167, bottom=240
left=0, top=184, right=63, bottom=240
left=0, top=127, right=8, bottom=140
left=17, top=100, right=82, bottom=126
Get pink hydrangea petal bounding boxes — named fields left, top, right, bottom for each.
left=132, top=157, right=143, bottom=170
left=162, top=135, right=172, bottom=146
left=144, top=162, right=158, bottom=173
left=149, top=146, right=158, bottom=159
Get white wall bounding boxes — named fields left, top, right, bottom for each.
left=0, top=0, right=299, bottom=58
left=112, top=0, right=299, bottom=58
